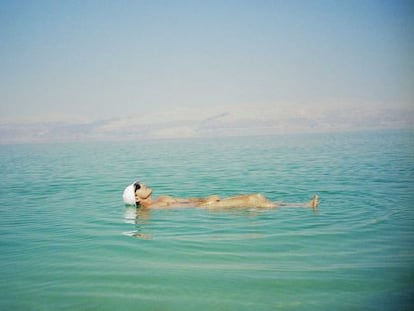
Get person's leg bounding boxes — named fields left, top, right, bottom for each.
left=249, top=194, right=277, bottom=208
left=310, top=194, right=319, bottom=209
left=278, top=195, right=319, bottom=208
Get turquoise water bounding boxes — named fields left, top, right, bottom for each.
left=1, top=129, right=413, bottom=310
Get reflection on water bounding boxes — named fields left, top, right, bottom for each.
left=123, top=207, right=153, bottom=239
left=122, top=204, right=318, bottom=241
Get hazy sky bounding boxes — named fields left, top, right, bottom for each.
left=1, top=0, right=413, bottom=122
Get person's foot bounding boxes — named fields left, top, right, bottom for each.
left=310, top=195, right=319, bottom=209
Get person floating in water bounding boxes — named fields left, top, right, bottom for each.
left=123, top=181, right=319, bottom=210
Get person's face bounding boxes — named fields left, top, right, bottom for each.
left=135, top=182, right=153, bottom=201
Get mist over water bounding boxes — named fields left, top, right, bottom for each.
left=1, top=129, right=413, bottom=310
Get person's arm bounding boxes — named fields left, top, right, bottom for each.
left=149, top=195, right=208, bottom=208
left=278, top=195, right=319, bottom=209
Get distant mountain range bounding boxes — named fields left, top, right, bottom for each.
left=1, top=106, right=412, bottom=144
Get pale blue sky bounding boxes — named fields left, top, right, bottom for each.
left=0, top=0, right=413, bottom=122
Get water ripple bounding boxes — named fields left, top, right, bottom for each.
left=1, top=130, right=413, bottom=310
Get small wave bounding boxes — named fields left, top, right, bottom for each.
left=122, top=230, right=152, bottom=240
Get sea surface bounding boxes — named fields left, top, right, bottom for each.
left=1, top=129, right=413, bottom=310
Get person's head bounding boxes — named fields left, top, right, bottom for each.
left=134, top=181, right=153, bottom=204
left=123, top=181, right=153, bottom=206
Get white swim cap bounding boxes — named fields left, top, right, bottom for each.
left=123, top=183, right=136, bottom=205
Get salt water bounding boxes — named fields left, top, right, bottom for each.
left=1, top=129, right=413, bottom=310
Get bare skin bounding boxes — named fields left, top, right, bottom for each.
left=134, top=183, right=319, bottom=210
